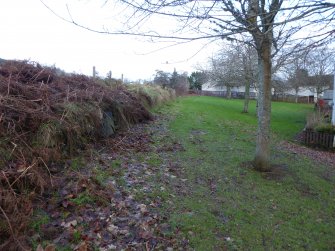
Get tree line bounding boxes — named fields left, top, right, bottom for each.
left=205, top=42, right=334, bottom=103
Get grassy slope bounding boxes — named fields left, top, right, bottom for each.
left=158, top=96, right=334, bottom=250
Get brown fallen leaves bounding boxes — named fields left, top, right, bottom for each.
left=29, top=120, right=189, bottom=250
left=279, top=141, right=335, bottom=168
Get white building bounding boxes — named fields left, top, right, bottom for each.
left=202, top=83, right=258, bottom=98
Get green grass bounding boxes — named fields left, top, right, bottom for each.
left=155, top=96, right=334, bottom=250
left=70, top=192, right=95, bottom=205
left=30, top=210, right=50, bottom=232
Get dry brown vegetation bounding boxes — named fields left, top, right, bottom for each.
left=0, top=60, right=163, bottom=250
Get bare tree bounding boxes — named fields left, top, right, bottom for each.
left=240, top=44, right=258, bottom=113
left=175, top=72, right=190, bottom=96
left=306, top=46, right=335, bottom=98
left=47, top=0, right=335, bottom=171
left=284, top=46, right=334, bottom=102
left=208, top=47, right=245, bottom=99
left=208, top=43, right=257, bottom=112
left=285, top=58, right=308, bottom=103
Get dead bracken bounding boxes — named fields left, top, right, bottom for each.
left=0, top=60, right=170, bottom=250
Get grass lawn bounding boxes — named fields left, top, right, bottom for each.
left=154, top=96, right=334, bottom=250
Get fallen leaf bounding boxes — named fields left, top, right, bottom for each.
left=74, top=241, right=88, bottom=251
left=44, top=244, right=56, bottom=251
left=36, top=244, right=44, bottom=251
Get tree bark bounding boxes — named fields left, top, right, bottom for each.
left=253, top=42, right=272, bottom=172
left=295, top=88, right=299, bottom=103
left=243, top=81, right=251, bottom=113
left=226, top=86, right=232, bottom=99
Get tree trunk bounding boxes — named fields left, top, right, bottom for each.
left=295, top=89, right=299, bottom=103
left=253, top=42, right=272, bottom=172
left=226, top=86, right=232, bottom=99
left=243, top=81, right=250, bottom=113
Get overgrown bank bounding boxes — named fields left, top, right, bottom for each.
left=0, top=60, right=175, bottom=250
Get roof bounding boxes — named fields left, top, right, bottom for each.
left=307, top=74, right=334, bottom=89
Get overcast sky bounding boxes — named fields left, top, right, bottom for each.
left=0, top=0, right=220, bottom=81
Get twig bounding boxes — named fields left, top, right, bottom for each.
left=10, top=162, right=36, bottom=187
left=1, top=171, right=18, bottom=196
left=32, top=68, right=45, bottom=82
left=38, top=157, right=54, bottom=187
left=9, top=142, right=17, bottom=158
left=0, top=206, right=15, bottom=240
left=115, top=136, right=127, bottom=147
left=0, top=206, right=28, bottom=251
left=7, top=73, right=12, bottom=96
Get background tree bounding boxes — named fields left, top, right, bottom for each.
left=306, top=46, right=334, bottom=98
left=169, top=69, right=179, bottom=90
left=153, top=69, right=189, bottom=95
left=271, top=76, right=289, bottom=99
left=208, top=43, right=257, bottom=112
left=208, top=48, right=244, bottom=99
left=188, top=71, right=207, bottom=91
left=287, top=67, right=310, bottom=103
left=239, top=44, right=258, bottom=113
left=154, top=70, right=171, bottom=88
left=174, top=72, right=190, bottom=96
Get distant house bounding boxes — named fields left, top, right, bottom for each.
left=274, top=87, right=316, bottom=103
left=202, top=83, right=258, bottom=98
left=201, top=75, right=334, bottom=104
left=273, top=74, right=334, bottom=103
left=308, top=74, right=333, bottom=94
left=322, top=89, right=334, bottom=106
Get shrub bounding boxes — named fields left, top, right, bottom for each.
left=305, top=111, right=325, bottom=130
left=128, top=84, right=176, bottom=108
left=315, top=124, right=335, bottom=134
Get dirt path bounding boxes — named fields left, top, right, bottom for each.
left=31, top=117, right=189, bottom=250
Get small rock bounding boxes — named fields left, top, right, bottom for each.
left=107, top=224, right=118, bottom=234
left=139, top=204, right=148, bottom=214
left=119, top=229, right=129, bottom=235
left=61, top=220, right=77, bottom=228
left=107, top=244, right=117, bottom=250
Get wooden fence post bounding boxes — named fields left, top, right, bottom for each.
left=93, top=66, right=96, bottom=79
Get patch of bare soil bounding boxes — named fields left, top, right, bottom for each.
left=279, top=141, right=335, bottom=168
left=241, top=161, right=289, bottom=181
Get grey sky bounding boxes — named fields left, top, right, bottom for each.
left=0, top=0, right=218, bottom=80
